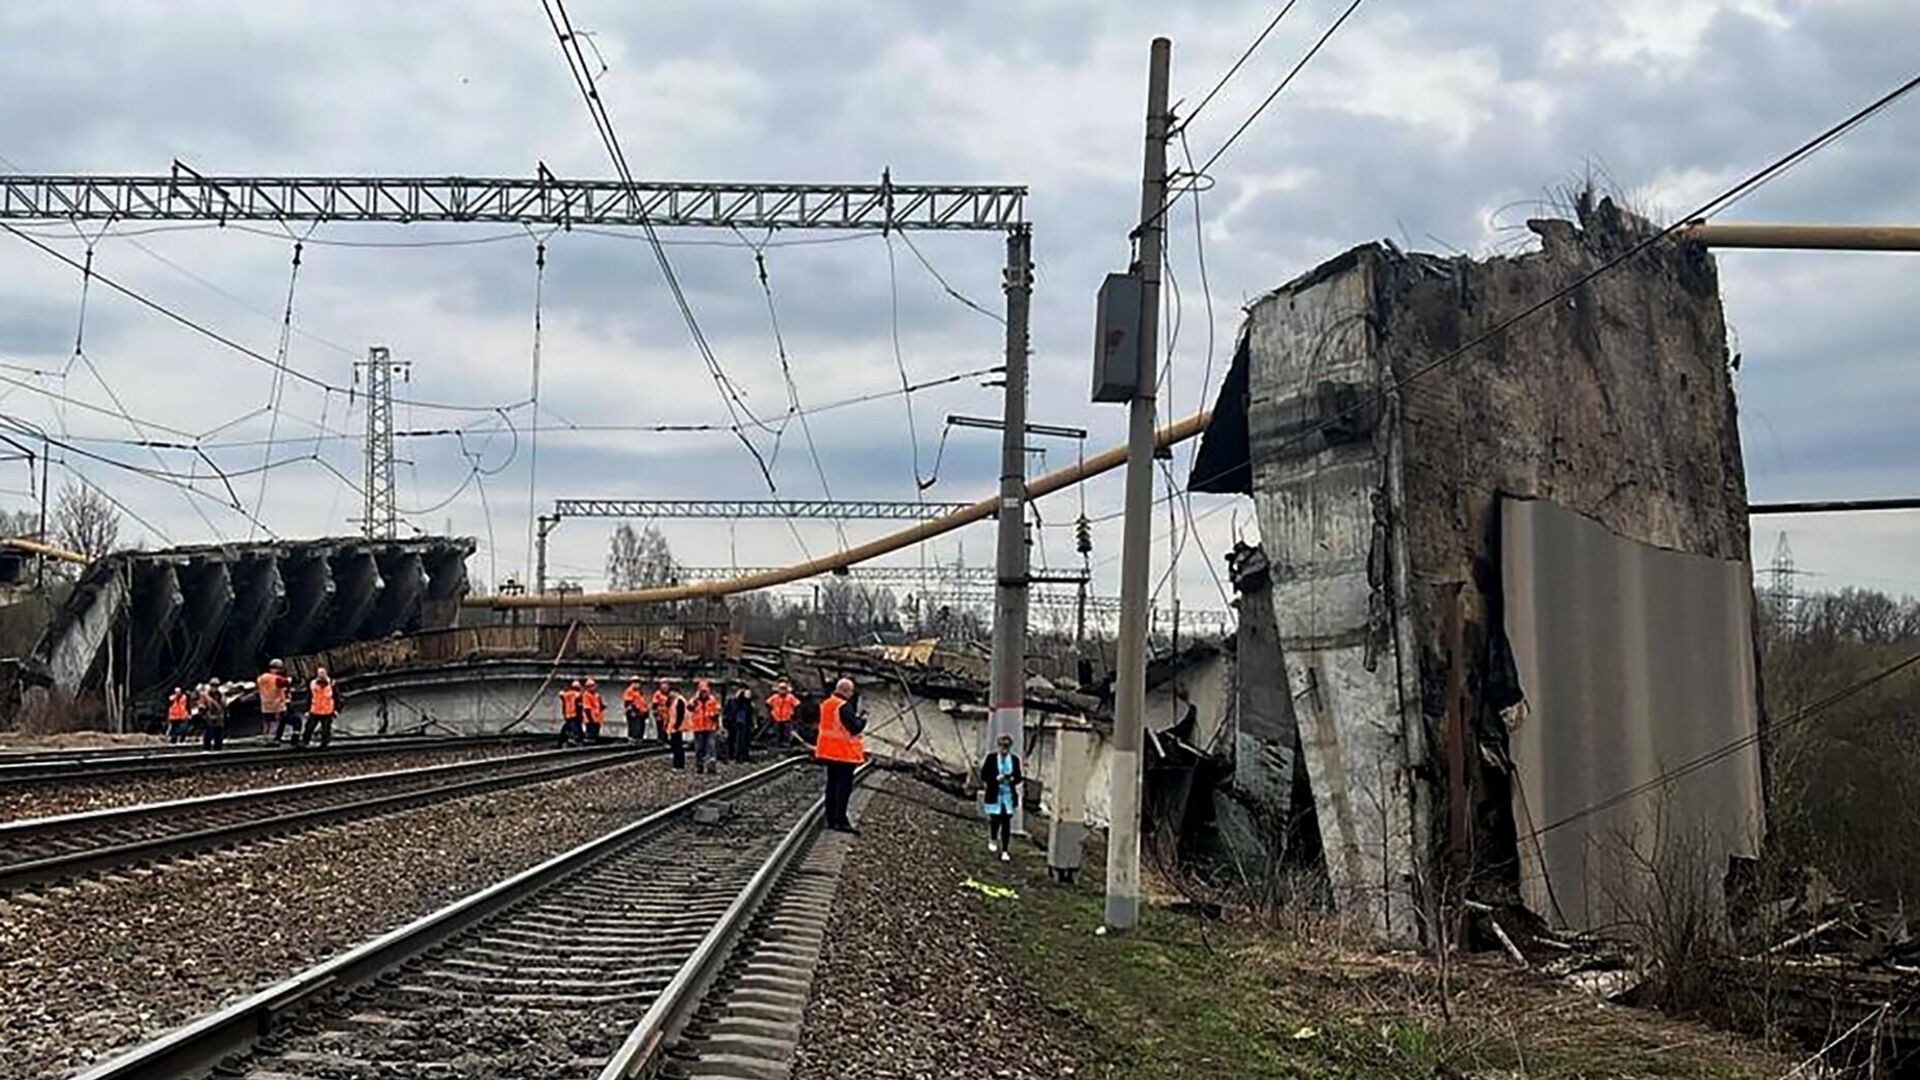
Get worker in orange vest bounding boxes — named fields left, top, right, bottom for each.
left=815, top=677, right=865, bottom=832
left=257, top=659, right=294, bottom=744
left=581, top=678, right=606, bottom=743
left=166, top=686, right=191, bottom=744
left=687, top=678, right=721, bottom=775
left=656, top=678, right=687, bottom=769
left=621, top=678, right=647, bottom=743
left=766, top=680, right=800, bottom=749
left=300, top=668, right=338, bottom=749
left=558, top=679, right=584, bottom=748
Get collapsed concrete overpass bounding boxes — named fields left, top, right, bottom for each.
left=7, top=535, right=472, bottom=723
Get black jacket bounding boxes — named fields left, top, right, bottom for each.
left=978, top=751, right=1023, bottom=809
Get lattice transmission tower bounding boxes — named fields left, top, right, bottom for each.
left=354, top=346, right=411, bottom=540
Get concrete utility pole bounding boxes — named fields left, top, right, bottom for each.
left=1106, top=36, right=1171, bottom=931
left=989, top=225, right=1035, bottom=831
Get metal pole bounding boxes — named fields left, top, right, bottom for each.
left=1107, top=36, right=1170, bottom=931
left=989, top=225, right=1034, bottom=832
left=535, top=515, right=556, bottom=596
left=35, top=440, right=48, bottom=589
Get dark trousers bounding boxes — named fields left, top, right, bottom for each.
left=669, top=730, right=686, bottom=769
left=823, top=761, right=856, bottom=830
left=266, top=712, right=292, bottom=742
left=299, top=712, right=334, bottom=748
left=558, top=717, right=583, bottom=747
left=202, top=723, right=225, bottom=751
left=989, top=812, right=1013, bottom=851
left=624, top=705, right=644, bottom=742
left=728, top=720, right=752, bottom=763
left=585, top=720, right=601, bottom=744
left=167, top=721, right=189, bottom=744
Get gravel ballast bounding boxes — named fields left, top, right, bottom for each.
left=0, top=742, right=524, bottom=822
left=790, top=775, right=1085, bottom=1080
left=0, top=754, right=752, bottom=1078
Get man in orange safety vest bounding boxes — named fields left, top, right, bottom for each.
left=766, top=680, right=800, bottom=749
left=687, top=678, right=721, bottom=775
left=558, top=680, right=584, bottom=748
left=814, top=677, right=865, bottom=832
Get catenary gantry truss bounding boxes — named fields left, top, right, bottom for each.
left=553, top=499, right=972, bottom=521
left=0, top=167, right=1028, bottom=231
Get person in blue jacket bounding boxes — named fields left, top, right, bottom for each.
left=978, top=731, right=1023, bottom=862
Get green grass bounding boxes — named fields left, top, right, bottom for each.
left=946, top=822, right=1782, bottom=1080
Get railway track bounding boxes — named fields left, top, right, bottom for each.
left=0, top=733, right=546, bottom=787
left=74, top=755, right=852, bottom=1080
left=0, top=744, right=653, bottom=892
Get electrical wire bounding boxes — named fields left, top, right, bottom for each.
left=1523, top=644, right=1920, bottom=843
left=0, top=221, right=529, bottom=415
left=540, top=0, right=779, bottom=491
left=1175, top=1, right=1303, bottom=135
left=1106, top=68, right=1920, bottom=522
left=746, top=238, right=847, bottom=553
left=248, top=239, right=305, bottom=537
left=1148, top=0, right=1368, bottom=234
left=883, top=233, right=932, bottom=493
left=895, top=231, right=1005, bottom=326
left=523, top=236, right=548, bottom=589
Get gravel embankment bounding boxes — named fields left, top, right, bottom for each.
left=0, top=743, right=526, bottom=821
left=791, top=776, right=1086, bottom=1080
left=0, top=754, right=751, bottom=1078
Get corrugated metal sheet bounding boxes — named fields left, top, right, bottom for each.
left=1502, top=496, right=1764, bottom=931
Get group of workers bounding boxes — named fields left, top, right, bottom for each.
left=553, top=672, right=865, bottom=831
left=160, top=658, right=339, bottom=751
left=556, top=675, right=806, bottom=773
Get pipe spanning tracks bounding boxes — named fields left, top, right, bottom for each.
left=76, top=755, right=850, bottom=1080
left=0, top=733, right=549, bottom=786
left=0, top=744, right=653, bottom=892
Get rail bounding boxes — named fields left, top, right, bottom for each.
left=601, top=761, right=870, bottom=1077
left=0, top=745, right=654, bottom=892
left=74, top=755, right=812, bottom=1080
left=0, top=732, right=543, bottom=785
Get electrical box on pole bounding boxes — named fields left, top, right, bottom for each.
left=1091, top=272, right=1144, bottom=402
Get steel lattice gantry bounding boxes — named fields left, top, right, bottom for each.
left=553, top=499, right=972, bottom=521
left=0, top=169, right=1028, bottom=231
left=676, top=565, right=998, bottom=584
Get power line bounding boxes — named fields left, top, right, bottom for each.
left=1106, top=68, right=1920, bottom=522
left=895, top=231, right=1005, bottom=326
left=1523, top=644, right=1920, bottom=843
left=0, top=221, right=528, bottom=415
left=1176, top=1, right=1303, bottom=134
left=249, top=239, right=305, bottom=537
left=539, top=0, right=779, bottom=491
left=1145, top=0, right=1366, bottom=237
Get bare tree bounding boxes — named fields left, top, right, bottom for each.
left=605, top=522, right=679, bottom=590
left=54, top=483, right=119, bottom=561
left=0, top=507, right=38, bottom=539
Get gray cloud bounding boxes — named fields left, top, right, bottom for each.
left=0, top=0, right=1914, bottom=599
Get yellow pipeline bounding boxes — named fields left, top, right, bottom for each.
left=470, top=409, right=1212, bottom=609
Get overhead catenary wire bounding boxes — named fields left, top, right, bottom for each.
left=539, top=0, right=779, bottom=492
left=1102, top=68, right=1920, bottom=523
left=1144, top=0, right=1368, bottom=237
left=0, top=221, right=529, bottom=415
left=745, top=236, right=847, bottom=553
left=1523, top=644, right=1920, bottom=843
left=1174, top=1, right=1304, bottom=135
left=248, top=238, right=305, bottom=538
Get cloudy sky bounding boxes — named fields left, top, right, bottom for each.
left=0, top=0, right=1915, bottom=622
